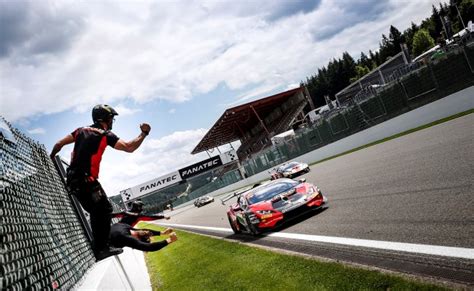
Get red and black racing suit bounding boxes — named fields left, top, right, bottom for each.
left=112, top=211, right=167, bottom=227
left=66, top=124, right=119, bottom=252
left=109, top=223, right=168, bottom=252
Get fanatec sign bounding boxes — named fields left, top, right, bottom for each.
left=178, top=155, right=223, bottom=179
left=120, top=151, right=235, bottom=202
left=121, top=171, right=182, bottom=201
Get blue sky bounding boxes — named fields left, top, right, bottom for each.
left=0, top=0, right=440, bottom=196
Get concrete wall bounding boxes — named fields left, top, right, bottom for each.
left=75, top=248, right=151, bottom=290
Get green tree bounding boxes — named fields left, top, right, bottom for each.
left=358, top=52, right=374, bottom=69
left=403, top=22, right=419, bottom=53
left=350, top=65, right=371, bottom=83
left=412, top=28, right=435, bottom=57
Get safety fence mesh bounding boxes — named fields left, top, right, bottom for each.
left=0, top=118, right=94, bottom=290
left=241, top=44, right=474, bottom=177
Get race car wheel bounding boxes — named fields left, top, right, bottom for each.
left=305, top=167, right=310, bottom=173
left=228, top=214, right=241, bottom=234
left=245, top=214, right=261, bottom=236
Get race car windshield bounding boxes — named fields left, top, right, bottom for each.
left=247, top=180, right=299, bottom=204
left=281, top=162, right=300, bottom=171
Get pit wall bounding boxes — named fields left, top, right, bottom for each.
left=0, top=118, right=150, bottom=290
left=0, top=118, right=95, bottom=290
left=196, top=85, right=474, bottom=202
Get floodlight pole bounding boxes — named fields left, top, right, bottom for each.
left=454, top=4, right=466, bottom=29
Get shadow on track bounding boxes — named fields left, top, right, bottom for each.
left=224, top=207, right=328, bottom=243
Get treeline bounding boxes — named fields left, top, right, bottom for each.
left=303, top=0, right=473, bottom=108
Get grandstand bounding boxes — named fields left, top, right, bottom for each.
left=192, top=86, right=314, bottom=160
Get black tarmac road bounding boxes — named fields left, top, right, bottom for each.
left=156, top=113, right=474, bottom=287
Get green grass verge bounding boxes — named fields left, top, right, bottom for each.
left=309, top=108, right=474, bottom=167
left=142, top=225, right=448, bottom=291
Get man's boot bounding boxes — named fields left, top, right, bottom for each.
left=95, top=247, right=123, bottom=261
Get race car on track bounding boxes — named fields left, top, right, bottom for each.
left=224, top=178, right=327, bottom=235
left=194, top=195, right=215, bottom=207
left=270, top=161, right=310, bottom=180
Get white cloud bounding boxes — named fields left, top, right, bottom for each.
left=27, top=127, right=45, bottom=135
left=113, top=104, right=142, bottom=116
left=168, top=108, right=176, bottom=114
left=0, top=0, right=439, bottom=122
left=1, top=0, right=442, bottom=197
left=98, top=128, right=209, bottom=196
left=227, top=82, right=282, bottom=107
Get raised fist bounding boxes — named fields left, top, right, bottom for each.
left=140, top=123, right=151, bottom=135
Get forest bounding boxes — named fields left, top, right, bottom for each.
left=303, top=0, right=473, bottom=108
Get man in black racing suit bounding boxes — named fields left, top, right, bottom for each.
left=109, top=224, right=177, bottom=252
left=50, top=104, right=151, bottom=260
left=112, top=200, right=170, bottom=227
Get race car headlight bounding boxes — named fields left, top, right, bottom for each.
left=256, top=210, right=273, bottom=215
left=256, top=210, right=275, bottom=219
left=307, top=187, right=322, bottom=199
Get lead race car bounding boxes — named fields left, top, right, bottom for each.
left=223, top=178, right=327, bottom=235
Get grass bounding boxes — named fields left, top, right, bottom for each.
left=143, top=110, right=472, bottom=290
left=142, top=225, right=448, bottom=291
left=308, top=108, right=474, bottom=167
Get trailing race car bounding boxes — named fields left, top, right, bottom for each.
left=194, top=195, right=215, bottom=207
left=270, top=161, right=310, bottom=180
left=224, top=178, right=327, bottom=235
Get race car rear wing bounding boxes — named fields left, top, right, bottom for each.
left=220, top=183, right=262, bottom=205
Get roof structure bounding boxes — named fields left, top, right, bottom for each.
left=192, top=86, right=308, bottom=155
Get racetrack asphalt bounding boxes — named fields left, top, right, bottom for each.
left=154, top=113, right=474, bottom=287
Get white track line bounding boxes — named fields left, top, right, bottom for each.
left=156, top=223, right=474, bottom=260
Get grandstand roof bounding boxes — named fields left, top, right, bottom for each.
left=191, top=86, right=304, bottom=154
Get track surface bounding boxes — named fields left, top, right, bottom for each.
left=156, top=114, right=474, bottom=287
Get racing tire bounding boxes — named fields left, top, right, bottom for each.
left=228, top=214, right=241, bottom=234
left=245, top=214, right=261, bottom=236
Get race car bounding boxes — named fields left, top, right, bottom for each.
left=270, top=161, right=310, bottom=180
left=194, top=195, right=215, bottom=207
left=225, top=178, right=327, bottom=235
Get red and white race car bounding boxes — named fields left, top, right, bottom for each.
left=225, top=178, right=327, bottom=235
left=270, top=161, right=310, bottom=180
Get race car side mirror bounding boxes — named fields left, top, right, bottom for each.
left=232, top=205, right=242, bottom=211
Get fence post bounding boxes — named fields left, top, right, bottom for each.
left=462, top=46, right=474, bottom=73
left=427, top=62, right=439, bottom=90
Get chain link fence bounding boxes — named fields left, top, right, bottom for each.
left=242, top=44, right=474, bottom=177
left=1, top=118, right=95, bottom=290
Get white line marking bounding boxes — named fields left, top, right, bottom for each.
left=156, top=222, right=474, bottom=259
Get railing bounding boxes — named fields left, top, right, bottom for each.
left=128, top=43, right=474, bottom=210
